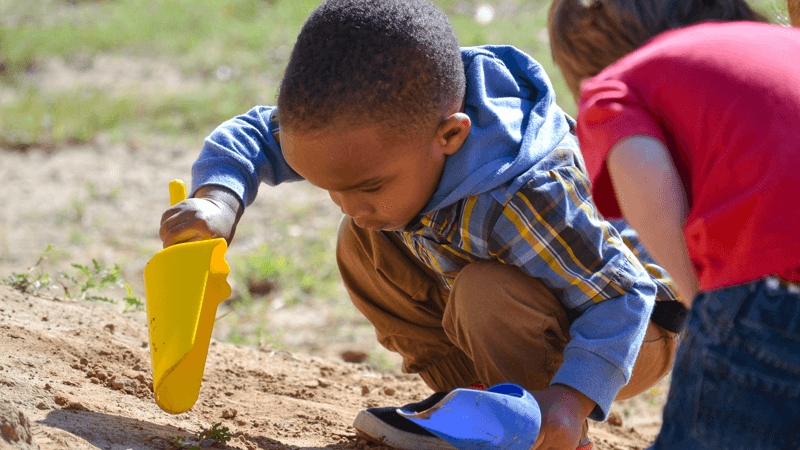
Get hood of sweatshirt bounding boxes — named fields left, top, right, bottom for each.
left=419, top=46, right=571, bottom=215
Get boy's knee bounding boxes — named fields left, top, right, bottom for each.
left=451, top=261, right=506, bottom=311
left=336, top=215, right=358, bottom=256
left=335, top=215, right=378, bottom=294
left=446, top=261, right=570, bottom=387
left=448, top=260, right=564, bottom=331
left=336, top=215, right=373, bottom=270
left=451, top=260, right=513, bottom=306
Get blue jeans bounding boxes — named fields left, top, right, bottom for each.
left=649, top=278, right=800, bottom=450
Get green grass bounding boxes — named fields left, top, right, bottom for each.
left=0, top=0, right=789, bottom=148
left=1, top=245, right=145, bottom=312
left=0, top=0, right=313, bottom=77
left=230, top=226, right=340, bottom=308
left=0, top=0, right=315, bottom=147
left=0, top=83, right=269, bottom=148
left=0, top=0, right=569, bottom=149
left=211, top=213, right=343, bottom=348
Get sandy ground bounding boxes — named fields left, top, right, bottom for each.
left=0, top=284, right=667, bottom=450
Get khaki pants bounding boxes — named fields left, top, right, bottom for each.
left=336, top=216, right=678, bottom=400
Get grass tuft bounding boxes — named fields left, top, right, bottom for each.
left=1, top=245, right=145, bottom=312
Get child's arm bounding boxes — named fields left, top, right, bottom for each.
left=190, top=106, right=302, bottom=206
left=160, top=106, right=304, bottom=247
left=159, top=185, right=242, bottom=248
left=480, top=165, right=656, bottom=420
left=606, top=135, right=699, bottom=302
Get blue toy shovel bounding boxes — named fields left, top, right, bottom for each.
left=398, top=383, right=541, bottom=450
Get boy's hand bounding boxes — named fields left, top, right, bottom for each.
left=159, top=185, right=243, bottom=248
left=530, top=384, right=596, bottom=450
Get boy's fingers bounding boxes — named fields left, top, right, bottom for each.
left=158, top=197, right=232, bottom=247
left=160, top=210, right=214, bottom=247
left=160, top=198, right=193, bottom=221
left=159, top=201, right=208, bottom=241
left=159, top=206, right=186, bottom=237
left=161, top=225, right=209, bottom=248
left=159, top=208, right=190, bottom=243
left=530, top=429, right=546, bottom=449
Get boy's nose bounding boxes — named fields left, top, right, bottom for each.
left=330, top=191, right=372, bottom=218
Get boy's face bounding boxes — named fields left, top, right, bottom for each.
left=282, top=119, right=463, bottom=231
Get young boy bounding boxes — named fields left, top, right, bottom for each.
left=548, top=0, right=800, bottom=449
left=160, top=1, right=685, bottom=449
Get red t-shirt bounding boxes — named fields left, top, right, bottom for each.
left=577, top=22, right=800, bottom=291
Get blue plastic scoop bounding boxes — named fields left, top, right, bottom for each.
left=398, top=383, right=541, bottom=450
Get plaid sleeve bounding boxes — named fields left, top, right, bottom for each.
left=484, top=164, right=647, bottom=311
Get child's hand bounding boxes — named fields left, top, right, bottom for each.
left=530, top=384, right=596, bottom=450
left=159, top=185, right=242, bottom=248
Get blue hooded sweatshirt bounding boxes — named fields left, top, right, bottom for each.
left=190, top=46, right=664, bottom=420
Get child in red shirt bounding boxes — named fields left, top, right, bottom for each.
left=548, top=0, right=800, bottom=449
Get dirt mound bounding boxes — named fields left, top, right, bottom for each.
left=0, top=400, right=39, bottom=450
left=0, top=285, right=659, bottom=449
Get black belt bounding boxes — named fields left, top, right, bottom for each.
left=650, top=300, right=688, bottom=333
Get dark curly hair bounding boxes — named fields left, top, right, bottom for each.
left=277, top=0, right=465, bottom=136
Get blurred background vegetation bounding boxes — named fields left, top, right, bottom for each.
left=3, top=0, right=788, bottom=150
left=0, top=0, right=791, bottom=367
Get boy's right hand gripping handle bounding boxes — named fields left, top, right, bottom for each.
left=169, top=179, right=187, bottom=206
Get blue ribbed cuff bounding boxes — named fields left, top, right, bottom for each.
left=191, top=166, right=249, bottom=208
left=550, top=347, right=628, bottom=421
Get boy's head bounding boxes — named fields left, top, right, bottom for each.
left=548, top=0, right=768, bottom=100
left=278, top=0, right=471, bottom=231
left=278, top=0, right=465, bottom=135
left=790, top=0, right=800, bottom=27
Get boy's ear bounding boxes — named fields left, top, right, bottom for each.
left=436, top=113, right=471, bottom=156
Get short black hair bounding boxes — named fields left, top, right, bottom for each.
left=277, top=0, right=465, bottom=136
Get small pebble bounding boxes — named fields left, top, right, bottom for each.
left=607, top=411, right=623, bottom=427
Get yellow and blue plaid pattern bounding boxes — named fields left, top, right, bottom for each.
left=396, top=132, right=680, bottom=312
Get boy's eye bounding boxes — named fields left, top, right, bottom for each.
left=358, top=185, right=382, bottom=194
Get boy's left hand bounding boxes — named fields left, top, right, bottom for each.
left=530, top=384, right=596, bottom=450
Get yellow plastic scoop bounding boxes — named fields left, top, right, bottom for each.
left=144, top=180, right=231, bottom=414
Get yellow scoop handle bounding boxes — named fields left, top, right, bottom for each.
left=169, top=179, right=187, bottom=206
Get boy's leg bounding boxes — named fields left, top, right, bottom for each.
left=445, top=260, right=676, bottom=399
left=446, top=260, right=591, bottom=445
left=616, top=321, right=678, bottom=400
left=650, top=279, right=800, bottom=450
left=336, top=216, right=480, bottom=391
left=444, top=260, right=571, bottom=390
left=447, top=260, right=675, bottom=449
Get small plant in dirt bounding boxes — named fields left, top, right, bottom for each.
left=171, top=423, right=232, bottom=449
left=1, top=245, right=144, bottom=312
left=2, top=245, right=54, bottom=296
